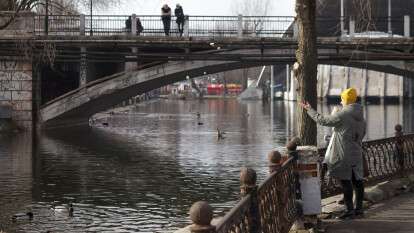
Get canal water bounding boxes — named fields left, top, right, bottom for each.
left=0, top=99, right=413, bottom=233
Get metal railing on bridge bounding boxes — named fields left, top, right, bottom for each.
left=33, top=14, right=296, bottom=38
left=30, top=14, right=413, bottom=38
left=184, top=125, right=414, bottom=233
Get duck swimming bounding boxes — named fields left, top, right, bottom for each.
left=217, top=128, right=225, bottom=140
left=51, top=203, right=74, bottom=217
left=11, top=212, right=33, bottom=222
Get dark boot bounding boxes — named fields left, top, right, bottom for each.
left=337, top=210, right=355, bottom=219
left=354, top=176, right=365, bottom=217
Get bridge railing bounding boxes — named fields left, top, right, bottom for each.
left=184, top=127, right=414, bottom=232
left=23, top=14, right=414, bottom=38
left=33, top=14, right=295, bottom=37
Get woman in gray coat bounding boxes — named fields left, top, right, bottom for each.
left=300, top=88, right=366, bottom=219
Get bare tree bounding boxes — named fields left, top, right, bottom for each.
left=230, top=0, right=272, bottom=90
left=294, top=0, right=317, bottom=145
left=0, top=0, right=121, bottom=29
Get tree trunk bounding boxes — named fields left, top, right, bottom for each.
left=294, top=0, right=317, bottom=145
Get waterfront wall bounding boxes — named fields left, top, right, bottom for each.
left=317, top=65, right=410, bottom=100
left=0, top=60, right=34, bottom=130
left=284, top=64, right=413, bottom=101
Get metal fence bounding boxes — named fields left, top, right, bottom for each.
left=5, top=13, right=413, bottom=38
left=185, top=128, right=414, bottom=233
left=320, top=130, right=414, bottom=198
left=33, top=14, right=295, bottom=37
left=188, top=148, right=299, bottom=233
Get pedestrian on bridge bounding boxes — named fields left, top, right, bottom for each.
left=300, top=88, right=366, bottom=219
left=161, top=4, right=172, bottom=36
left=175, top=4, right=185, bottom=37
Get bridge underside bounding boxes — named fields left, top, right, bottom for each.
left=40, top=52, right=414, bottom=129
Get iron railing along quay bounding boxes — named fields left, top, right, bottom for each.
left=185, top=126, right=414, bottom=233
left=319, top=129, right=414, bottom=198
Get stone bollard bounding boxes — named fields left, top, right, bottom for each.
left=295, top=145, right=321, bottom=216
left=395, top=124, right=405, bottom=177
left=268, top=150, right=282, bottom=173
left=189, top=201, right=216, bottom=233
left=240, top=167, right=260, bottom=233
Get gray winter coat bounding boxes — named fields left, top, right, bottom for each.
left=307, top=104, right=366, bottom=180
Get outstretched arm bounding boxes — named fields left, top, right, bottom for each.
left=299, top=102, right=342, bottom=127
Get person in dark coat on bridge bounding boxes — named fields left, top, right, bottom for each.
left=125, top=16, right=132, bottom=33
left=136, top=17, right=144, bottom=35
left=175, top=4, right=185, bottom=37
left=300, top=88, right=366, bottom=219
left=161, top=4, right=172, bottom=36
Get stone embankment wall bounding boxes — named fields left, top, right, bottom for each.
left=317, top=65, right=411, bottom=100
left=0, top=60, right=33, bottom=130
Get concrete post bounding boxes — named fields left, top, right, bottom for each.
left=79, top=47, right=87, bottom=86
left=404, top=15, right=410, bottom=37
left=381, top=73, right=386, bottom=104
left=270, top=65, right=275, bottom=101
left=361, top=69, right=368, bottom=103
left=395, top=124, right=404, bottom=177
left=125, top=47, right=138, bottom=71
left=131, top=14, right=137, bottom=35
left=80, top=14, right=85, bottom=36
left=349, top=18, right=355, bottom=38
left=387, top=0, right=392, bottom=36
left=340, top=0, right=345, bottom=37
left=295, top=146, right=321, bottom=216
left=240, top=167, right=260, bottom=233
left=189, top=201, right=216, bottom=233
left=293, top=21, right=299, bottom=39
left=286, top=64, right=291, bottom=100
left=237, top=14, right=243, bottom=38
left=399, top=74, right=404, bottom=103
left=289, top=65, right=297, bottom=101
left=184, top=15, right=190, bottom=37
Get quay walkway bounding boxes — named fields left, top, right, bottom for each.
left=182, top=126, right=414, bottom=233
left=326, top=192, right=414, bottom=233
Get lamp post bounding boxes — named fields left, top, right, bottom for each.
left=90, top=0, right=93, bottom=35
left=45, top=0, right=49, bottom=35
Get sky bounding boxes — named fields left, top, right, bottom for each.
left=91, top=0, right=295, bottom=16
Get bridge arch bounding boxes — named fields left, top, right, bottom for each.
left=40, top=57, right=414, bottom=128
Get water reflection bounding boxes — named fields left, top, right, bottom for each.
left=0, top=99, right=413, bottom=232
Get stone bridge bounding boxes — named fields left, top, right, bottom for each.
left=1, top=12, right=414, bottom=129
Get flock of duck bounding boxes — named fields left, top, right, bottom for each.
left=196, top=112, right=226, bottom=140
left=11, top=203, right=74, bottom=222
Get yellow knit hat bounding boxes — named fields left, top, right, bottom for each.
left=341, top=88, right=357, bottom=105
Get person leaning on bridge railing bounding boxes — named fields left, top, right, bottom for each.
left=175, top=4, right=185, bottom=37
left=300, top=88, right=366, bottom=219
left=161, top=4, right=172, bottom=36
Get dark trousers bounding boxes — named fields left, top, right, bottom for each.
left=162, top=18, right=171, bottom=36
left=176, top=19, right=184, bottom=36
left=340, top=170, right=364, bottom=212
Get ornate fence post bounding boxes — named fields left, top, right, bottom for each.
left=287, top=138, right=300, bottom=199
left=286, top=138, right=305, bottom=230
left=240, top=167, right=259, bottom=233
left=395, top=124, right=404, bottom=177
left=189, top=201, right=216, bottom=233
left=268, top=150, right=282, bottom=173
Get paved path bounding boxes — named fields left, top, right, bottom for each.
left=325, top=192, right=414, bottom=233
